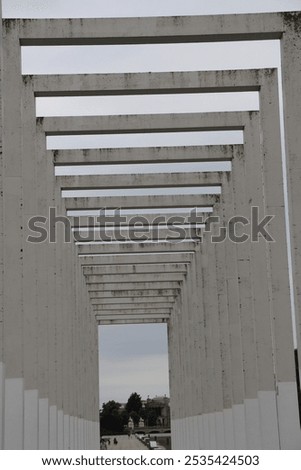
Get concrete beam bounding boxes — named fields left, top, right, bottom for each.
left=87, top=282, right=182, bottom=292
left=83, top=264, right=188, bottom=275
left=85, top=273, right=185, bottom=284
left=79, top=253, right=193, bottom=265
left=94, top=308, right=171, bottom=315
left=89, top=289, right=180, bottom=298
left=92, top=302, right=174, bottom=310
left=90, top=296, right=176, bottom=304
left=73, top=227, right=202, bottom=243
left=96, top=313, right=170, bottom=325
left=58, top=172, right=225, bottom=190
left=33, top=69, right=264, bottom=96
left=78, top=241, right=199, bottom=254
left=43, top=111, right=244, bottom=135
left=52, top=145, right=237, bottom=165
left=65, top=194, right=218, bottom=210
left=13, top=14, right=283, bottom=46
left=97, top=318, right=168, bottom=325
left=72, top=215, right=209, bottom=229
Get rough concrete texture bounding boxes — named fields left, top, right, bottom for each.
left=1, top=12, right=301, bottom=449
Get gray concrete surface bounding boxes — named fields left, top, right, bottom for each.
left=1, top=11, right=301, bottom=451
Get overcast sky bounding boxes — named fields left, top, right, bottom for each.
left=3, top=0, right=299, bottom=404
left=3, top=0, right=301, bottom=17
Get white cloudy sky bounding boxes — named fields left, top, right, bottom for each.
left=3, top=0, right=299, bottom=404
left=3, top=0, right=301, bottom=17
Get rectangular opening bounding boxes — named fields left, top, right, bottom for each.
left=55, top=161, right=231, bottom=176
left=76, top=239, right=196, bottom=245
left=61, top=186, right=221, bottom=198
left=36, top=92, right=259, bottom=117
left=47, top=130, right=243, bottom=149
left=22, top=40, right=280, bottom=75
left=68, top=207, right=213, bottom=217
left=98, top=323, right=170, bottom=447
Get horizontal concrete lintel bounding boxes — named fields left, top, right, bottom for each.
left=46, top=125, right=243, bottom=136
left=95, top=308, right=171, bottom=315
left=85, top=273, right=185, bottom=283
left=92, top=302, right=174, bottom=309
left=74, top=235, right=201, bottom=243
left=90, top=296, right=176, bottom=304
left=79, top=253, right=193, bottom=265
left=87, top=281, right=182, bottom=291
left=78, top=241, right=199, bottom=254
left=83, top=263, right=188, bottom=275
left=89, top=288, right=180, bottom=298
left=43, top=111, right=248, bottom=135
left=32, top=69, right=273, bottom=95
left=58, top=171, right=225, bottom=190
left=98, top=318, right=168, bottom=325
left=53, top=145, right=239, bottom=165
left=36, top=85, right=259, bottom=97
left=10, top=13, right=285, bottom=44
left=19, top=33, right=282, bottom=47
left=66, top=194, right=218, bottom=210
left=72, top=215, right=210, bottom=229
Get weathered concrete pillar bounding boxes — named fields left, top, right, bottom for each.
left=21, top=75, right=40, bottom=450
left=280, top=15, right=301, bottom=448
left=219, top=153, right=247, bottom=450
left=211, top=204, right=234, bottom=449
left=281, top=12, right=301, bottom=344
left=203, top=229, right=223, bottom=450
left=175, top=284, right=188, bottom=449
left=193, top=248, right=208, bottom=450
left=187, top=250, right=207, bottom=449
left=0, top=7, right=3, bottom=451
left=169, top=290, right=184, bottom=449
left=2, top=20, right=25, bottom=450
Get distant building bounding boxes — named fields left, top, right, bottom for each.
left=128, top=417, right=134, bottom=429
left=138, top=417, right=145, bottom=428
left=145, top=395, right=170, bottom=427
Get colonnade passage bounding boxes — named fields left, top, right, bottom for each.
left=1, top=11, right=301, bottom=449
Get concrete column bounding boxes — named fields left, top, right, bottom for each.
left=220, top=151, right=246, bottom=450
left=180, top=275, right=193, bottom=448
left=169, top=293, right=184, bottom=448
left=174, top=287, right=187, bottom=448
left=0, top=363, right=4, bottom=450
left=250, top=70, right=300, bottom=449
left=212, top=203, right=234, bottom=449
left=281, top=11, right=301, bottom=375
left=193, top=248, right=207, bottom=450
left=2, top=20, right=24, bottom=450
left=188, top=250, right=206, bottom=449
left=21, top=75, right=40, bottom=450
left=0, top=8, right=4, bottom=451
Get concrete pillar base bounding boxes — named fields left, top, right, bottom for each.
left=215, top=411, right=225, bottom=449
left=232, top=404, right=246, bottom=449
left=244, top=399, right=262, bottom=449
left=39, top=398, right=49, bottom=449
left=0, top=363, right=5, bottom=450
left=49, top=405, right=58, bottom=450
left=24, top=389, right=39, bottom=449
left=258, top=390, right=279, bottom=449
left=70, top=416, right=75, bottom=449
left=64, top=414, right=70, bottom=449
left=277, top=382, right=301, bottom=449
left=57, top=409, right=64, bottom=449
left=4, top=378, right=24, bottom=449
left=223, top=408, right=235, bottom=449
